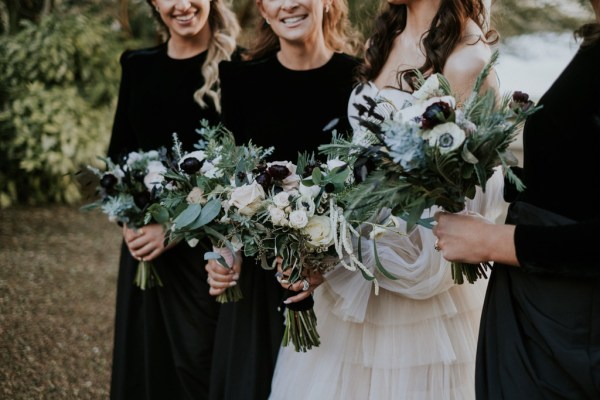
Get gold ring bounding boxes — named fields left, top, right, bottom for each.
left=434, top=239, right=441, bottom=252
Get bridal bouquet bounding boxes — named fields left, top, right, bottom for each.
left=321, top=52, right=539, bottom=284
left=146, top=120, right=273, bottom=303
left=82, top=148, right=169, bottom=289
left=249, top=154, right=375, bottom=352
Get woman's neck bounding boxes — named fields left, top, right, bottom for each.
left=277, top=37, right=333, bottom=71
left=167, top=26, right=212, bottom=59
left=404, top=0, right=440, bottom=40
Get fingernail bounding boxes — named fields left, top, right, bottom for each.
left=283, top=299, right=292, bottom=304
left=228, top=281, right=237, bottom=287
left=232, top=274, right=239, bottom=280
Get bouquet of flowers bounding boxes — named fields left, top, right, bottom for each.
left=146, top=120, right=274, bottom=303
left=249, top=154, right=376, bottom=352
left=321, top=51, right=539, bottom=284
left=82, top=148, right=169, bottom=289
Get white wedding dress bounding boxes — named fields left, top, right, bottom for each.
left=269, top=83, right=507, bottom=400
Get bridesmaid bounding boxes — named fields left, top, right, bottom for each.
left=204, top=0, right=361, bottom=399
left=107, top=1, right=239, bottom=399
left=433, top=1, right=600, bottom=398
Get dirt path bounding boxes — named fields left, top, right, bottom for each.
left=0, top=205, right=121, bottom=399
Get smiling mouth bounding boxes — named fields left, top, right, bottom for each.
left=281, top=15, right=307, bottom=24
left=174, top=11, right=197, bottom=22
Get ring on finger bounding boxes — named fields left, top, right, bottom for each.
left=434, top=239, right=441, bottom=252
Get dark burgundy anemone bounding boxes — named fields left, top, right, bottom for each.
left=180, top=157, right=204, bottom=174
left=100, top=173, right=118, bottom=190
left=255, top=172, right=273, bottom=191
left=421, top=101, right=454, bottom=130
left=510, top=91, right=534, bottom=112
left=133, top=191, right=152, bottom=210
left=267, top=164, right=291, bottom=180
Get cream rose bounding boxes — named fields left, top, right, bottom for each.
left=269, top=205, right=288, bottom=226
left=229, top=181, right=265, bottom=216
left=272, top=191, right=291, bottom=208
left=302, top=215, right=335, bottom=248
left=281, top=174, right=301, bottom=191
left=186, top=187, right=207, bottom=205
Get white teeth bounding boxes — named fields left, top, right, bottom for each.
left=282, top=16, right=304, bottom=24
left=176, top=14, right=194, bottom=22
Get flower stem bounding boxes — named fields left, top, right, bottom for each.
left=134, top=260, right=163, bottom=290
left=215, top=285, right=243, bottom=303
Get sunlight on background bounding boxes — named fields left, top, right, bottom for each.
left=496, top=31, right=580, bottom=100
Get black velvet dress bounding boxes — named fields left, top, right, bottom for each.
left=107, top=43, right=221, bottom=400
left=476, top=39, right=600, bottom=399
left=209, top=52, right=359, bottom=400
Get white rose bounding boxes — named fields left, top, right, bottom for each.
left=288, top=210, right=309, bottom=229
left=186, top=187, right=207, bottom=205
left=426, top=122, right=466, bottom=153
left=272, top=191, right=291, bottom=208
left=299, top=183, right=321, bottom=199
left=302, top=215, right=334, bottom=248
left=229, top=181, right=265, bottom=216
left=269, top=205, right=288, bottom=226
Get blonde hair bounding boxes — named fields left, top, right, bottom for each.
left=147, top=0, right=240, bottom=113
left=194, top=0, right=240, bottom=113
left=248, top=0, right=361, bottom=60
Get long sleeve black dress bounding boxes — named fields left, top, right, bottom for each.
left=209, top=52, right=359, bottom=400
left=107, top=43, right=221, bottom=400
left=476, top=38, right=600, bottom=399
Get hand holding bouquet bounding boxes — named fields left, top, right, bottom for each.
left=249, top=154, right=375, bottom=352
left=146, top=120, right=273, bottom=302
left=321, top=51, right=540, bottom=284
left=82, top=148, right=169, bottom=289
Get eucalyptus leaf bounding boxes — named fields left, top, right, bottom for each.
left=173, top=203, right=202, bottom=229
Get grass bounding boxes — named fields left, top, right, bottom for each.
left=0, top=204, right=121, bottom=399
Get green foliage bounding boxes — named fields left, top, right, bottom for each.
left=0, top=12, right=121, bottom=207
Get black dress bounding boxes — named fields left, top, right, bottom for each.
left=209, top=52, right=359, bottom=400
left=107, top=43, right=221, bottom=400
left=476, top=39, right=600, bottom=399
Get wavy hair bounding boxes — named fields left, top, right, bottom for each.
left=575, top=22, right=600, bottom=47
left=356, top=0, right=498, bottom=87
left=146, top=0, right=240, bottom=113
left=248, top=0, right=362, bottom=60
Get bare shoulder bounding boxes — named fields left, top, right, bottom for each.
left=443, top=19, right=497, bottom=101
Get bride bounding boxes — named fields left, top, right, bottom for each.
left=269, top=0, right=503, bottom=399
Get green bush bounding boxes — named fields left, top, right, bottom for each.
left=0, top=12, right=122, bottom=208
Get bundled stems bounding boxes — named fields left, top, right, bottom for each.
left=451, top=261, right=490, bottom=284
left=134, top=260, right=163, bottom=290
left=216, top=285, right=243, bottom=304
left=281, top=291, right=320, bottom=352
